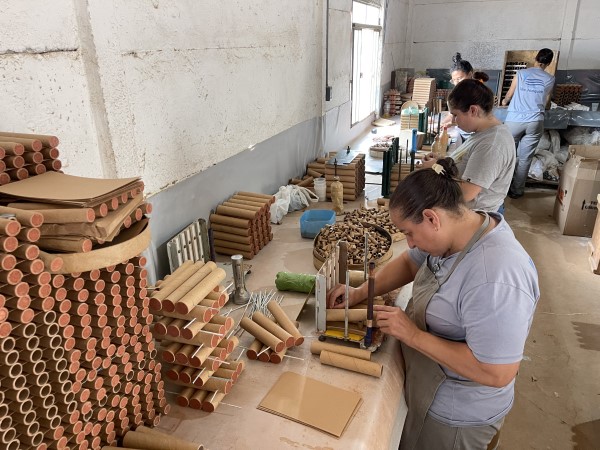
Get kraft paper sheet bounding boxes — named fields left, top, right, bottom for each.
left=258, top=371, right=362, bottom=437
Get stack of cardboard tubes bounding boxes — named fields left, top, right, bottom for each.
left=0, top=132, right=167, bottom=449
left=0, top=132, right=62, bottom=185
left=151, top=260, right=246, bottom=413
left=209, top=191, right=274, bottom=260
left=305, top=152, right=366, bottom=201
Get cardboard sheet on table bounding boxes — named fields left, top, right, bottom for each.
left=0, top=172, right=141, bottom=206
left=257, top=371, right=362, bottom=437
left=38, top=194, right=144, bottom=241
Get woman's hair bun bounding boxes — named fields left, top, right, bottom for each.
left=453, top=52, right=462, bottom=63
left=436, top=157, right=459, bottom=179
left=474, top=71, right=489, bottom=82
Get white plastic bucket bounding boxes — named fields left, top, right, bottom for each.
left=314, top=178, right=327, bottom=201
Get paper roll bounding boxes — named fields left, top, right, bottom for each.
left=239, top=317, right=284, bottom=353
left=319, top=350, right=382, bottom=377
left=326, top=308, right=369, bottom=322
left=310, top=340, right=372, bottom=361
left=252, top=312, right=295, bottom=348
left=266, top=301, right=303, bottom=345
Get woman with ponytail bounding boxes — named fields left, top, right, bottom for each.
left=327, top=158, right=540, bottom=449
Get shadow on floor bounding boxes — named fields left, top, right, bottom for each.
left=572, top=321, right=600, bottom=351
left=572, top=418, right=600, bottom=449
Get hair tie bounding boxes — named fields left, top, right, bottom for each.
left=432, top=163, right=446, bottom=176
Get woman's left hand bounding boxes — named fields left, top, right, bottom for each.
left=374, top=305, right=420, bottom=346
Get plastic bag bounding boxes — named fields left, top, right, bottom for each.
left=270, top=185, right=319, bottom=224
left=270, top=186, right=291, bottom=224
left=289, top=185, right=318, bottom=212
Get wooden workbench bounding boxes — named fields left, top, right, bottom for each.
left=155, top=198, right=410, bottom=449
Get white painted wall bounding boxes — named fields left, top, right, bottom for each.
left=407, top=0, right=600, bottom=71
left=381, top=0, right=411, bottom=86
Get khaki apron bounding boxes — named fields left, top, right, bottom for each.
left=399, top=213, right=491, bottom=450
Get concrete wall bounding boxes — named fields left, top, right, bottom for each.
left=407, top=0, right=600, bottom=71
left=381, top=0, right=411, bottom=87
left=1, top=1, right=324, bottom=196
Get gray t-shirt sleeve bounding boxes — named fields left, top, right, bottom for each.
left=461, top=282, right=537, bottom=364
left=408, top=247, right=427, bottom=267
left=461, top=133, right=505, bottom=190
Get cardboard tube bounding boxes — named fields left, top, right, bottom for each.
left=174, top=268, right=226, bottom=315
left=189, top=390, right=208, bottom=410
left=123, top=430, right=203, bottom=450
left=267, top=301, right=303, bottom=345
left=211, top=230, right=253, bottom=244
left=246, top=338, right=261, bottom=360
left=240, top=317, right=284, bottom=352
left=212, top=239, right=254, bottom=252
left=161, top=262, right=216, bottom=312
left=199, top=377, right=232, bottom=394
left=210, top=223, right=250, bottom=236
left=213, top=246, right=254, bottom=260
left=252, top=312, right=295, bottom=348
left=326, top=308, right=370, bottom=322
left=320, top=350, right=382, bottom=377
left=209, top=213, right=250, bottom=228
left=150, top=260, right=199, bottom=303
left=236, top=191, right=275, bottom=203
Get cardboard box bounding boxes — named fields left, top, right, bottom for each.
left=554, top=145, right=600, bottom=237
left=588, top=194, right=600, bottom=274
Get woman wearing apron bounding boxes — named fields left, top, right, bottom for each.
left=327, top=158, right=540, bottom=449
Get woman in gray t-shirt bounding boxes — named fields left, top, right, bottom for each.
left=327, top=158, right=539, bottom=449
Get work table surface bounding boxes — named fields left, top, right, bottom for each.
left=155, top=198, right=410, bottom=450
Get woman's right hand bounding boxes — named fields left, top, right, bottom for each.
left=326, top=284, right=362, bottom=309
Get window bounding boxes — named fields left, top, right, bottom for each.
left=351, top=1, right=383, bottom=125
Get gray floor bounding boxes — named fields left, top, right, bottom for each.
left=500, top=190, right=600, bottom=450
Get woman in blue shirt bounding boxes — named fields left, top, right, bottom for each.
left=502, top=48, right=555, bottom=199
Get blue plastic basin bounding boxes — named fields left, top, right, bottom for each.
left=300, top=209, right=336, bottom=239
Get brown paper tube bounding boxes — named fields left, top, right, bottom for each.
left=9, top=307, right=34, bottom=323
left=25, top=163, right=46, bottom=175
left=0, top=254, right=17, bottom=271
left=12, top=243, right=39, bottom=260
left=222, top=201, right=262, bottom=213
left=214, top=367, right=237, bottom=382
left=320, top=350, right=382, bottom=377
left=218, top=336, right=239, bottom=354
left=185, top=389, right=208, bottom=410
left=202, top=391, right=226, bottom=412
left=0, top=361, right=22, bottom=377
left=6, top=167, right=28, bottom=180
left=159, top=262, right=214, bottom=311
left=0, top=237, right=18, bottom=253
left=211, top=230, right=253, bottom=244
left=246, top=338, right=262, bottom=360
left=123, top=430, right=203, bottom=450
left=0, top=267, right=23, bottom=285
left=267, top=301, right=303, bottom=345
left=0, top=132, right=58, bottom=147
left=174, top=267, right=226, bottom=315
left=326, top=308, right=370, bottom=322
left=239, top=317, right=284, bottom=352
left=0, top=141, right=25, bottom=155
left=36, top=236, right=92, bottom=253
left=257, top=345, right=272, bottom=362
left=213, top=246, right=254, bottom=259
left=212, top=239, right=254, bottom=253
left=252, top=312, right=295, bottom=348
left=209, top=213, right=250, bottom=228
left=5, top=295, right=30, bottom=310
left=236, top=191, right=274, bottom=203
left=16, top=226, right=40, bottom=243
left=198, top=377, right=232, bottom=394
left=269, top=347, right=288, bottom=364
left=210, top=223, right=251, bottom=237
left=23, top=151, right=44, bottom=164
left=4, top=155, right=25, bottom=168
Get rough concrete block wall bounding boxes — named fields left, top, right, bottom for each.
left=0, top=1, right=104, bottom=178
left=408, top=0, right=600, bottom=71
left=1, top=0, right=324, bottom=195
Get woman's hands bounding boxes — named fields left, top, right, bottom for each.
left=374, top=304, right=420, bottom=346
left=326, top=284, right=363, bottom=309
